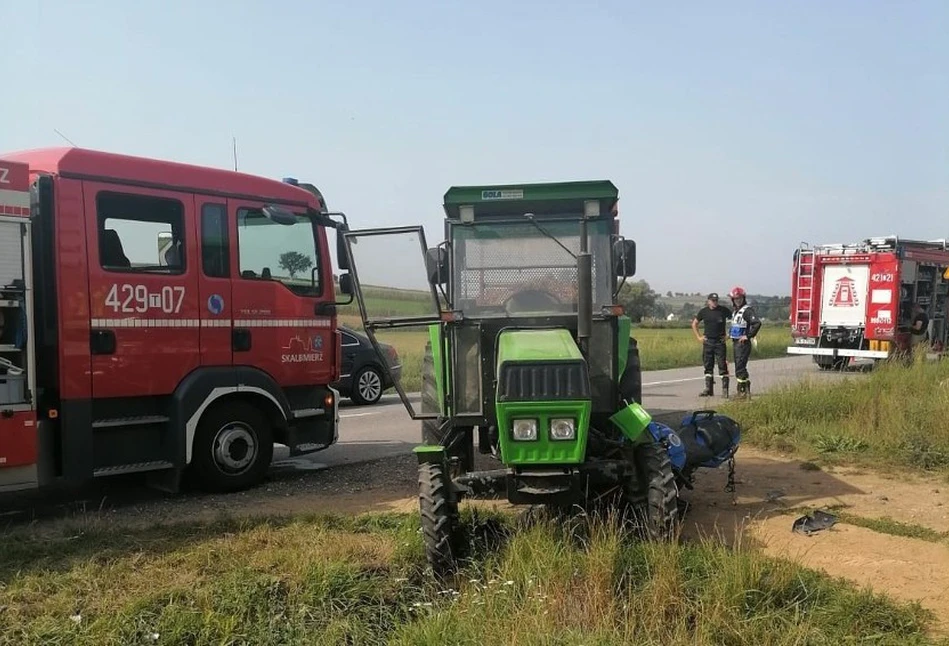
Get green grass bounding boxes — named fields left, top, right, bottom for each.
left=721, top=354, right=949, bottom=473
left=0, top=512, right=941, bottom=645
left=337, top=286, right=792, bottom=392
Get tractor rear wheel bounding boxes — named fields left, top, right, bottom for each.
left=619, top=337, right=643, bottom=404
left=627, top=440, right=679, bottom=541
left=418, top=461, right=461, bottom=577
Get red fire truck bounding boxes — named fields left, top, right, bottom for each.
left=0, top=147, right=352, bottom=494
left=788, top=236, right=949, bottom=369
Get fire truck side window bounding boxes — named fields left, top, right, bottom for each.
left=201, top=203, right=229, bottom=278
left=236, top=207, right=322, bottom=296
left=96, top=192, right=186, bottom=274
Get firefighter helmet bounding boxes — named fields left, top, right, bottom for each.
left=728, top=286, right=746, bottom=299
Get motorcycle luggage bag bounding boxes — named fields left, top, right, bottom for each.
left=677, top=410, right=741, bottom=470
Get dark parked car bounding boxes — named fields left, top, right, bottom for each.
left=333, top=327, right=402, bottom=405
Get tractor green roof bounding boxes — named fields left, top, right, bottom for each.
left=443, top=180, right=618, bottom=220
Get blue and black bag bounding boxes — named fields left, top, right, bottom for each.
left=676, top=410, right=741, bottom=471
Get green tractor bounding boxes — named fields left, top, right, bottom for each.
left=337, top=181, right=741, bottom=574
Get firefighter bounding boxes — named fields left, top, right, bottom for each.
left=910, top=302, right=930, bottom=351
left=727, top=286, right=761, bottom=397
left=692, top=293, right=732, bottom=398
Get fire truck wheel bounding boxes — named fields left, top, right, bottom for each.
left=190, top=401, right=274, bottom=493
left=351, top=366, right=384, bottom=405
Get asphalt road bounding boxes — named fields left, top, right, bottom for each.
left=272, top=354, right=863, bottom=472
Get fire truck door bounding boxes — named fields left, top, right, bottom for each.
left=195, top=200, right=233, bottom=366
left=228, top=199, right=335, bottom=388
left=86, top=185, right=201, bottom=399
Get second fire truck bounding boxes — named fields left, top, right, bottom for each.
left=788, top=235, right=949, bottom=368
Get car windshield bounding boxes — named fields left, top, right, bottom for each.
left=450, top=219, right=613, bottom=317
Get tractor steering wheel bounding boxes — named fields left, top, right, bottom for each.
left=503, top=289, right=563, bottom=315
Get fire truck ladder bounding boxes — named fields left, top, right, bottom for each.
left=795, top=242, right=815, bottom=328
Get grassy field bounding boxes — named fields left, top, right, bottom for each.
left=338, top=286, right=791, bottom=392
left=1, top=511, right=940, bottom=645
left=720, top=353, right=949, bottom=473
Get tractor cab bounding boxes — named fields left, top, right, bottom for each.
left=339, top=181, right=639, bottom=423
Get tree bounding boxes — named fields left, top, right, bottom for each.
left=279, top=251, right=313, bottom=279
left=618, top=280, right=661, bottom=322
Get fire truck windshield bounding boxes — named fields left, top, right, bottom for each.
left=237, top=207, right=323, bottom=297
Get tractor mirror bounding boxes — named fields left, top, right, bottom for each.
left=338, top=272, right=354, bottom=295
left=425, top=247, right=449, bottom=286
left=615, top=239, right=636, bottom=277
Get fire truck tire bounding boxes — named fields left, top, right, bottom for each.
left=190, top=400, right=274, bottom=493
left=815, top=356, right=847, bottom=371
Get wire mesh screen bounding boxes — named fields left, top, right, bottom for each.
left=452, top=221, right=613, bottom=316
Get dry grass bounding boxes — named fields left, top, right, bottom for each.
left=0, top=511, right=941, bottom=645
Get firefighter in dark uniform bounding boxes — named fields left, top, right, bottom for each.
left=692, top=293, right=732, bottom=398
left=727, top=286, right=761, bottom=398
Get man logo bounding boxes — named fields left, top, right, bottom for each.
left=207, top=294, right=225, bottom=316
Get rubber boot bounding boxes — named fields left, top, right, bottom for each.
left=736, top=379, right=750, bottom=399
left=699, top=375, right=714, bottom=397
left=721, top=375, right=730, bottom=399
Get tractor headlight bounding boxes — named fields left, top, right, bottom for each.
left=512, top=419, right=538, bottom=441
left=550, top=418, right=576, bottom=441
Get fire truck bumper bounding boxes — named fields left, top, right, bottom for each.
left=786, top=346, right=889, bottom=359
left=286, top=385, right=340, bottom=456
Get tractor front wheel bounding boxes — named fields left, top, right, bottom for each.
left=627, top=441, right=679, bottom=541
left=418, top=461, right=461, bottom=577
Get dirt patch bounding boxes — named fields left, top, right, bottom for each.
left=681, top=446, right=949, bottom=633
left=755, top=518, right=949, bottom=621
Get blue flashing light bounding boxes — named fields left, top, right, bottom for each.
left=282, top=177, right=299, bottom=185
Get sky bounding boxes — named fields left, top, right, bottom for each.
left=2, top=0, right=947, bottom=296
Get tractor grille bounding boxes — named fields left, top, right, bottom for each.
left=497, top=361, right=591, bottom=402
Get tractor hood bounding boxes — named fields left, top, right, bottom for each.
left=496, top=329, right=583, bottom=365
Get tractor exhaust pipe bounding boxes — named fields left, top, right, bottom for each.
left=577, top=218, right=592, bottom=358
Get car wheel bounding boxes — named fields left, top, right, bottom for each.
left=189, top=400, right=274, bottom=493
left=351, top=365, right=384, bottom=405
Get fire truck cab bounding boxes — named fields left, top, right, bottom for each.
left=0, top=147, right=349, bottom=494
left=788, top=236, right=949, bottom=369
